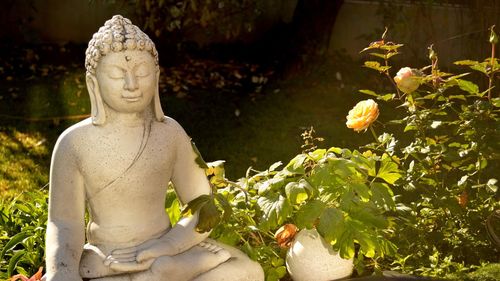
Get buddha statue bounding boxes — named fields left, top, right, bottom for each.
left=45, top=15, right=264, bottom=281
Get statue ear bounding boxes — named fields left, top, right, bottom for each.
left=86, top=73, right=106, bottom=125
left=153, top=70, right=165, bottom=121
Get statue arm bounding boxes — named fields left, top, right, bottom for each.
left=46, top=134, right=86, bottom=281
left=158, top=120, right=211, bottom=254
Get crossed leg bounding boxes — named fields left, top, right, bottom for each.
left=89, top=240, right=231, bottom=281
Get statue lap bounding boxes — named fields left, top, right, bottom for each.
left=83, top=239, right=263, bottom=281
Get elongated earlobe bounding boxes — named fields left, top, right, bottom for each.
left=86, top=73, right=106, bottom=125
left=153, top=70, right=165, bottom=121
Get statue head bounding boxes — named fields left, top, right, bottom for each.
left=85, top=15, right=164, bottom=125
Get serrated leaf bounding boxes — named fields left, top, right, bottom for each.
left=351, top=182, right=371, bottom=201
left=317, top=207, right=344, bottom=244
left=371, top=182, right=396, bottom=210
left=257, top=193, right=291, bottom=229
left=350, top=207, right=388, bottom=229
left=296, top=200, right=326, bottom=229
left=454, top=60, right=479, bottom=66
left=285, top=182, right=309, bottom=204
left=355, top=231, right=378, bottom=258
left=456, top=79, right=479, bottom=95
left=364, top=61, right=391, bottom=72
left=338, top=231, right=355, bottom=259
left=376, top=156, right=401, bottom=184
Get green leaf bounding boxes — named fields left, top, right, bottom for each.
left=376, top=156, right=401, bottom=184
left=338, top=231, right=355, bottom=259
left=350, top=207, right=388, bottom=229
left=191, top=140, right=208, bottom=169
left=359, top=89, right=378, bottom=97
left=296, top=200, right=326, bottom=229
left=215, top=193, right=233, bottom=221
left=355, top=231, right=377, bottom=258
left=486, top=178, right=498, bottom=193
left=456, top=79, right=479, bottom=95
left=7, top=250, right=25, bottom=277
left=165, top=196, right=181, bottom=226
left=379, top=93, right=396, bottom=101
left=283, top=154, right=307, bottom=175
left=308, top=149, right=326, bottom=161
left=317, top=207, right=344, bottom=244
left=470, top=63, right=488, bottom=75
left=454, top=60, right=479, bottom=66
left=257, top=193, right=291, bottom=229
left=0, top=232, right=30, bottom=260
left=351, top=182, right=371, bottom=202
left=285, top=180, right=313, bottom=204
left=196, top=198, right=221, bottom=233
left=257, top=177, right=286, bottom=195
left=371, top=182, right=396, bottom=210
left=364, top=61, right=391, bottom=73
left=181, top=194, right=221, bottom=233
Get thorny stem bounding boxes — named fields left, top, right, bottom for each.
left=384, top=56, right=402, bottom=99
left=488, top=39, right=495, bottom=101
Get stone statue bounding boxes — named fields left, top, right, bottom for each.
left=45, top=15, right=264, bottom=281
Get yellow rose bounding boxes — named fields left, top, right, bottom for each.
left=394, top=67, right=420, bottom=94
left=346, top=99, right=379, bottom=132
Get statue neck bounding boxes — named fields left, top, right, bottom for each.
left=104, top=106, right=153, bottom=127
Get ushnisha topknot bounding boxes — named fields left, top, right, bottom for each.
left=85, top=15, right=159, bottom=74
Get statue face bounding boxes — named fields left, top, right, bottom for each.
left=95, top=50, right=157, bottom=114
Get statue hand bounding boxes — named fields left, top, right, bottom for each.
left=108, top=257, right=155, bottom=272
left=108, top=236, right=176, bottom=264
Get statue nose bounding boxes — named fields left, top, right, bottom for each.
left=124, top=72, right=138, bottom=91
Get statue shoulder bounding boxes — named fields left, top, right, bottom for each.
left=53, top=118, right=94, bottom=154
left=158, top=116, right=188, bottom=135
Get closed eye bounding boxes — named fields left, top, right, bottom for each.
left=107, top=66, right=125, bottom=79
left=135, top=63, right=151, bottom=78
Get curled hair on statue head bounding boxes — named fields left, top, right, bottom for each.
left=85, top=15, right=164, bottom=125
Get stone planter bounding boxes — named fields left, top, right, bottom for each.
left=286, top=229, right=354, bottom=281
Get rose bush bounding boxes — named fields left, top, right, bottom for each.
left=356, top=27, right=499, bottom=277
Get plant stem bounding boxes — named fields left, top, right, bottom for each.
left=488, top=41, right=495, bottom=101
left=369, top=126, right=379, bottom=143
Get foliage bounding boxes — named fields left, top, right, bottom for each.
left=357, top=27, right=500, bottom=276
left=0, top=191, right=47, bottom=280
left=188, top=142, right=399, bottom=279
left=447, top=263, right=500, bottom=281
left=128, top=0, right=263, bottom=42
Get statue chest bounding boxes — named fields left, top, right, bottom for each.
left=78, top=131, right=176, bottom=199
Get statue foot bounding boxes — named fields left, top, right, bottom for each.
left=145, top=240, right=231, bottom=281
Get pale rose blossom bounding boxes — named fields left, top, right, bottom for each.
left=346, top=99, right=380, bottom=132
left=394, top=67, right=420, bottom=94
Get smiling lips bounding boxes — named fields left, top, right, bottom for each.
left=123, top=95, right=142, bottom=102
